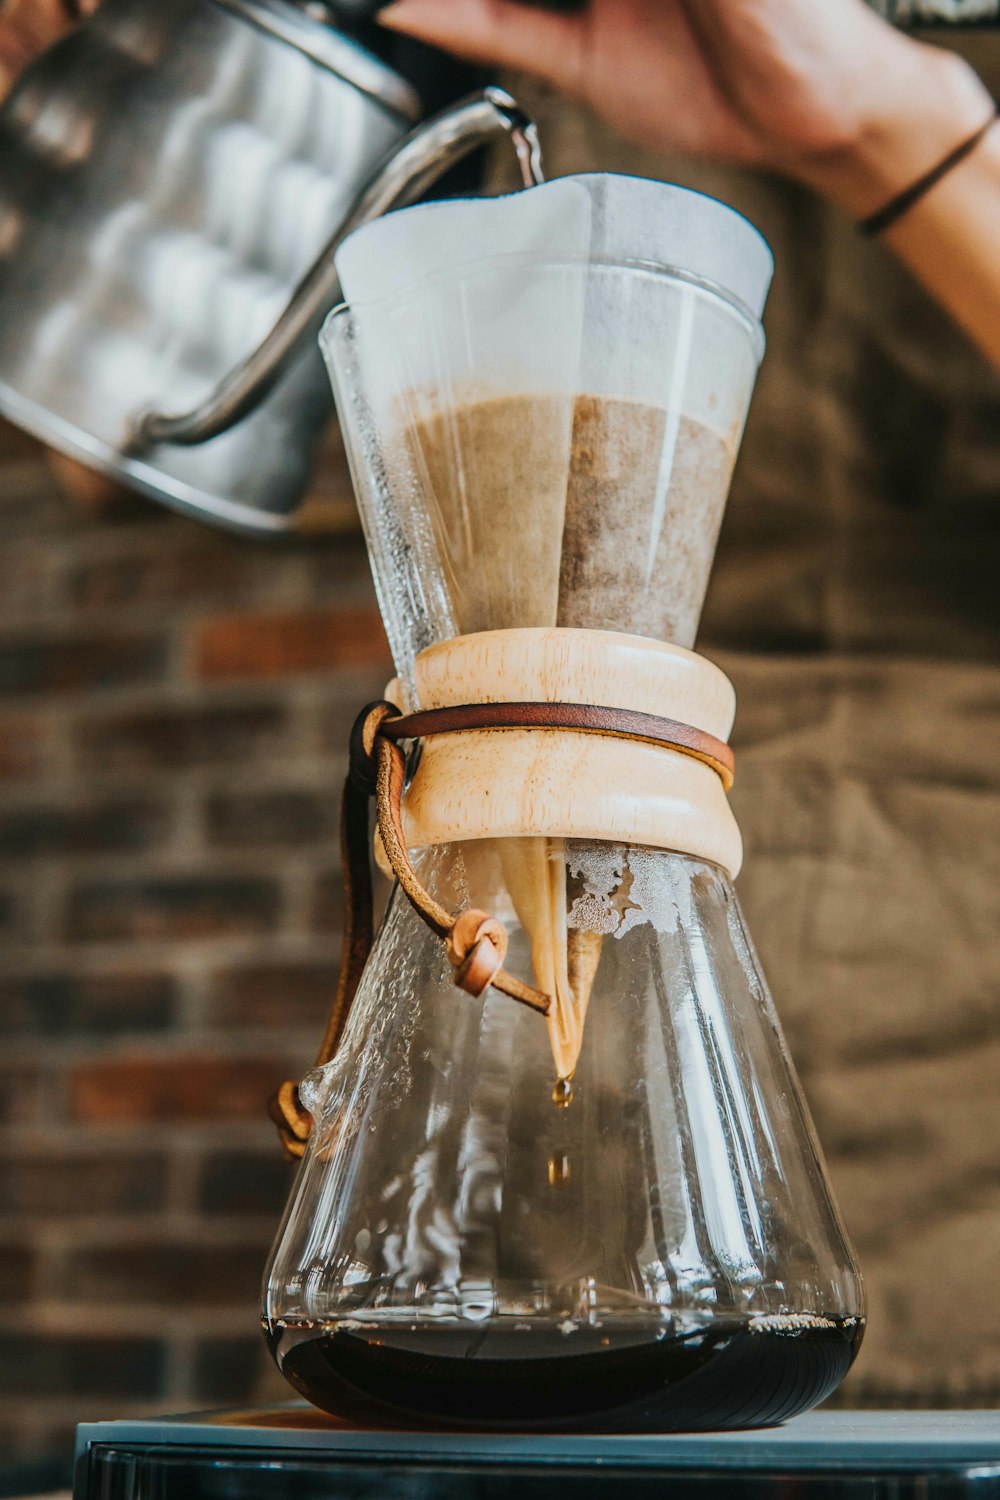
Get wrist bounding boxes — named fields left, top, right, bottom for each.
left=788, top=45, right=994, bottom=221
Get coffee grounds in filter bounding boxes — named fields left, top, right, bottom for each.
left=407, top=395, right=736, bottom=645
left=559, top=396, right=736, bottom=645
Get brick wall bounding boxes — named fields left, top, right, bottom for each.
left=0, top=419, right=391, bottom=1472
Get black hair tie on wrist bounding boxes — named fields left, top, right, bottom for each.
left=860, top=104, right=999, bottom=235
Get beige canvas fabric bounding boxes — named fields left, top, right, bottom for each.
left=495, top=38, right=1000, bottom=1406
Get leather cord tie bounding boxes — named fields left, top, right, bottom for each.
left=270, top=696, right=735, bottom=1157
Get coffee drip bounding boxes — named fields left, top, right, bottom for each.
left=261, top=176, right=864, bottom=1430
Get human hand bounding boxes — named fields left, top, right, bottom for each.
left=379, top=0, right=993, bottom=217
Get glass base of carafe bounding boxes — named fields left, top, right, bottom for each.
left=265, top=1311, right=863, bottom=1432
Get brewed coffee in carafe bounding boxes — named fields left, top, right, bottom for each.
left=262, top=176, right=864, bottom=1430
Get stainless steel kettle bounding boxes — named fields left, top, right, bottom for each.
left=0, top=0, right=541, bottom=535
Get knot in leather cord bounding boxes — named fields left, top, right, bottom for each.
left=446, top=909, right=509, bottom=998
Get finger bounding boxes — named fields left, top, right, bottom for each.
left=379, top=0, right=585, bottom=85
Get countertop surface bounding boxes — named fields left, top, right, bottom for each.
left=76, top=1407, right=1000, bottom=1469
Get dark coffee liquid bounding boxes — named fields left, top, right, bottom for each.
left=266, top=1315, right=862, bottom=1432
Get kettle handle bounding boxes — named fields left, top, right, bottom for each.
left=128, top=87, right=542, bottom=451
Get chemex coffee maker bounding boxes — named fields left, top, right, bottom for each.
left=262, top=173, right=865, bottom=1433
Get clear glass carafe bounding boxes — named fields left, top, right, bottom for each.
left=262, top=179, right=864, bottom=1429
left=265, top=838, right=863, bottom=1429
